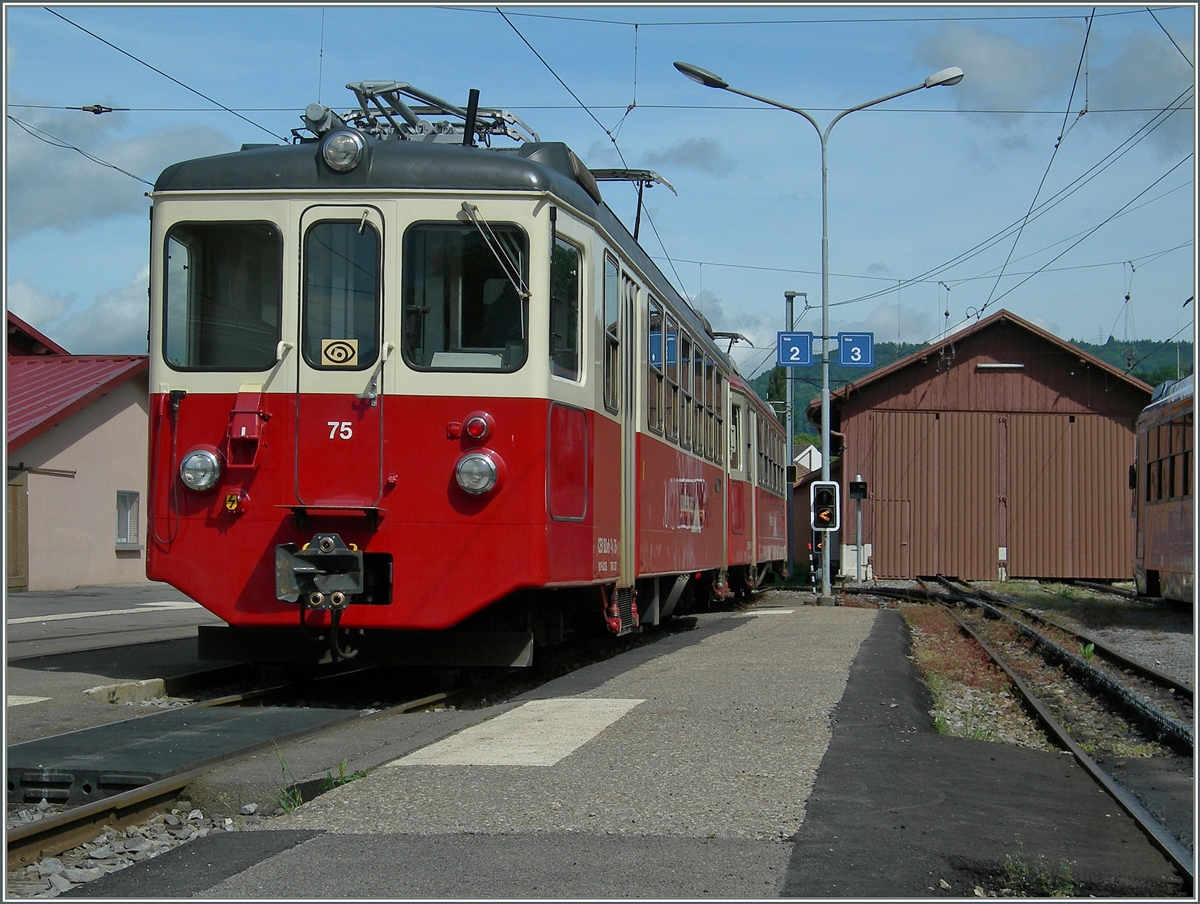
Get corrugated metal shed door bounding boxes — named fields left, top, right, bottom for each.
left=939, top=412, right=1000, bottom=579
left=871, top=411, right=1001, bottom=579
left=1008, top=414, right=1134, bottom=579
left=873, top=411, right=935, bottom=577
left=874, top=499, right=911, bottom=577
left=1008, top=415, right=1072, bottom=577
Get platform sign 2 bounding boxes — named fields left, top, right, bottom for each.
left=838, top=332, right=874, bottom=367
left=777, top=332, right=814, bottom=367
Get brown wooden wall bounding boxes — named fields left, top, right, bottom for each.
left=835, top=317, right=1148, bottom=581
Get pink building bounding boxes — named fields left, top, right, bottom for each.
left=6, top=312, right=149, bottom=590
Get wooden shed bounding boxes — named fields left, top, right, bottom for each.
left=809, top=310, right=1153, bottom=581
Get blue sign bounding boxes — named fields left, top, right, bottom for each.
left=838, top=332, right=874, bottom=367
left=649, top=331, right=677, bottom=368
left=777, top=332, right=814, bottom=367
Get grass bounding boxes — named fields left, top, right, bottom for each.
left=903, top=603, right=1009, bottom=693
left=320, top=760, right=367, bottom=793
left=1002, top=837, right=1078, bottom=897
left=273, top=745, right=304, bottom=814
left=901, top=603, right=1016, bottom=742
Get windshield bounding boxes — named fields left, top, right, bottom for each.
left=163, top=221, right=282, bottom=371
left=402, top=222, right=528, bottom=371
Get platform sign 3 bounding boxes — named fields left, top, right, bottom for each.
left=777, top=332, right=814, bottom=367
left=838, top=332, right=874, bottom=367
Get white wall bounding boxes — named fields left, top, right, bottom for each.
left=14, top=376, right=149, bottom=590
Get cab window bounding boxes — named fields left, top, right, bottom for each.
left=403, top=223, right=528, bottom=371
left=302, top=220, right=380, bottom=370
left=164, top=221, right=282, bottom=370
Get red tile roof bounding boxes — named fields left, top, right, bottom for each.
left=7, top=355, right=148, bottom=453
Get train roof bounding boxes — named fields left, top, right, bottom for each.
left=1145, top=373, right=1193, bottom=410
left=153, top=136, right=738, bottom=378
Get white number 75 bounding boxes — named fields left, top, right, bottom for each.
left=328, top=421, right=353, bottom=440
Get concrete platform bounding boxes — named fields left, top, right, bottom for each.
left=65, top=600, right=1188, bottom=898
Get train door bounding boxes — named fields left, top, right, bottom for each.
left=294, top=205, right=389, bottom=507
left=619, top=271, right=639, bottom=586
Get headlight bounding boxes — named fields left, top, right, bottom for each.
left=455, top=452, right=499, bottom=496
left=321, top=130, right=365, bottom=172
left=179, top=448, right=222, bottom=492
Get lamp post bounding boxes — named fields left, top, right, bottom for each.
left=675, top=60, right=963, bottom=604
left=783, top=290, right=805, bottom=582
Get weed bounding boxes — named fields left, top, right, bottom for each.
left=1003, top=837, right=1077, bottom=896
left=273, top=744, right=304, bottom=814
left=320, top=759, right=367, bottom=792
left=1079, top=641, right=1095, bottom=662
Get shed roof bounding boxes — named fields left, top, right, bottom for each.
left=806, top=308, right=1151, bottom=422
left=7, top=354, right=148, bottom=453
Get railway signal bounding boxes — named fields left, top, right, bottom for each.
left=810, top=481, right=840, bottom=532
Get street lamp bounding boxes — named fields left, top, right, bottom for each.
left=676, top=60, right=963, bottom=604
left=783, top=290, right=806, bottom=583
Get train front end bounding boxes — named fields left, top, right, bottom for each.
left=146, top=98, right=604, bottom=665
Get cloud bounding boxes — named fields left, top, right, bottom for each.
left=6, top=107, right=234, bottom=239
left=6, top=280, right=75, bottom=336
left=837, top=301, right=938, bottom=346
left=915, top=23, right=1077, bottom=125
left=641, top=138, right=735, bottom=175
left=915, top=20, right=1194, bottom=155
left=1086, top=29, right=1194, bottom=156
left=7, top=267, right=150, bottom=355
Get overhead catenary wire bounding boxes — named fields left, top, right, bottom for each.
left=975, top=9, right=1096, bottom=323
left=7, top=114, right=153, bottom=186
left=831, top=86, right=1194, bottom=312
left=43, top=7, right=288, bottom=142
left=1145, top=6, right=1194, bottom=67
left=495, top=6, right=691, bottom=301
left=451, top=6, right=1162, bottom=28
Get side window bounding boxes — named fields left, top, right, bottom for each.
left=730, top=403, right=742, bottom=471
left=664, top=315, right=679, bottom=441
left=550, top=237, right=581, bottom=380
left=164, top=221, right=282, bottom=371
left=603, top=254, right=620, bottom=412
left=693, top=349, right=705, bottom=458
left=647, top=298, right=664, bottom=434
left=714, top=370, right=725, bottom=465
left=704, top=357, right=715, bottom=461
left=402, top=222, right=528, bottom=371
left=303, top=220, right=380, bottom=370
left=679, top=332, right=692, bottom=450
left=116, top=490, right=140, bottom=549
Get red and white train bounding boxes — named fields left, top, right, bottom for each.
left=146, top=81, right=788, bottom=666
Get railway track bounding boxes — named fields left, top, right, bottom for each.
left=6, top=613, right=705, bottom=875
left=847, top=578, right=1194, bottom=887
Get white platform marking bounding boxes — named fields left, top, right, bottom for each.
left=742, top=609, right=796, bottom=615
left=7, top=696, right=51, bottom=707
left=395, top=698, right=644, bottom=767
left=7, top=601, right=200, bottom=625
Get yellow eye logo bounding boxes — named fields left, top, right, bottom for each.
left=321, top=339, right=358, bottom=367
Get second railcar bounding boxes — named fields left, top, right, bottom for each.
left=1133, top=374, right=1193, bottom=602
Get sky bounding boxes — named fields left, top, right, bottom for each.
left=4, top=3, right=1196, bottom=381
